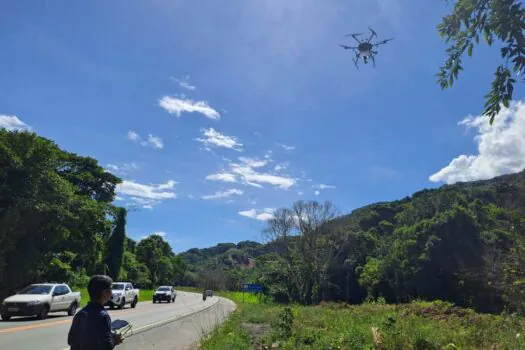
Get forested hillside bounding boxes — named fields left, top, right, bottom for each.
left=0, top=131, right=184, bottom=300
left=180, top=172, right=525, bottom=313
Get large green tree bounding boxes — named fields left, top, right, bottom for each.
left=437, top=0, right=524, bottom=123
left=0, top=130, right=121, bottom=298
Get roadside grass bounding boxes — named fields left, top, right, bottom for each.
left=78, top=288, right=154, bottom=307
left=200, top=298, right=525, bottom=350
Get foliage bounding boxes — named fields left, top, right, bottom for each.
left=0, top=131, right=186, bottom=299
left=437, top=0, right=525, bottom=123
left=202, top=296, right=525, bottom=350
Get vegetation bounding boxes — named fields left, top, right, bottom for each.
left=202, top=298, right=525, bottom=349
left=183, top=171, right=525, bottom=315
left=437, top=0, right=525, bottom=123
left=0, top=130, right=185, bottom=300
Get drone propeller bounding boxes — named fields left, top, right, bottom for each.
left=368, top=27, right=377, bottom=37
left=373, top=38, right=394, bottom=46
left=339, top=44, right=357, bottom=50
left=345, top=33, right=362, bottom=37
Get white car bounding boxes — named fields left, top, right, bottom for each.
left=152, top=286, right=176, bottom=303
left=1, top=283, right=81, bottom=320
left=106, top=282, right=139, bottom=309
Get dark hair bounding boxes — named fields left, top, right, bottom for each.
left=87, top=275, right=113, bottom=300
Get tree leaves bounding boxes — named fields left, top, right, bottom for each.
left=437, top=0, right=524, bottom=124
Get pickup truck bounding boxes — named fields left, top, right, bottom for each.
left=106, top=282, right=139, bottom=309
left=0, top=283, right=81, bottom=320
left=152, top=286, right=176, bottom=303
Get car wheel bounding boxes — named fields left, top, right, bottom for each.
left=110, top=305, right=115, bottom=310
left=131, top=297, right=137, bottom=308
left=153, top=299, right=156, bottom=303
left=1, top=313, right=11, bottom=321
left=167, top=298, right=171, bottom=303
left=38, top=305, right=49, bottom=320
left=118, top=299, right=125, bottom=310
left=68, top=302, right=78, bottom=316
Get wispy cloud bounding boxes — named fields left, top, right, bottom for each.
left=206, top=172, right=238, bottom=183
left=278, top=143, right=295, bottom=151
left=430, top=101, right=525, bottom=184
left=0, top=115, right=31, bottom=131
left=106, top=162, right=139, bottom=175
left=238, top=208, right=275, bottom=221
left=159, top=96, right=220, bottom=120
left=126, top=130, right=164, bottom=149
left=315, top=184, right=336, bottom=190
left=314, top=190, right=320, bottom=196
left=117, top=179, right=177, bottom=208
left=147, top=135, right=164, bottom=149
left=206, top=156, right=296, bottom=189
left=195, top=128, right=243, bottom=151
left=202, top=189, right=243, bottom=200
left=171, top=75, right=196, bottom=90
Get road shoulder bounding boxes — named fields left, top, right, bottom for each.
left=119, top=297, right=236, bottom=350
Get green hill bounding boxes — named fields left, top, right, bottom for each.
left=181, top=170, right=525, bottom=313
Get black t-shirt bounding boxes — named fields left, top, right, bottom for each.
left=67, top=302, right=115, bottom=350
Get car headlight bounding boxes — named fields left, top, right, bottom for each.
left=27, top=300, right=42, bottom=305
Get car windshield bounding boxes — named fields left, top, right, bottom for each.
left=18, top=285, right=52, bottom=295
left=157, top=287, right=170, bottom=291
left=111, top=284, right=125, bottom=290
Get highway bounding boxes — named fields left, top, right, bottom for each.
left=0, top=291, right=235, bottom=350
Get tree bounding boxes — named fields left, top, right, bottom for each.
left=136, top=234, right=173, bottom=286
left=437, top=0, right=524, bottom=123
left=105, top=208, right=127, bottom=280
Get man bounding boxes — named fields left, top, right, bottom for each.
left=67, top=275, right=123, bottom=350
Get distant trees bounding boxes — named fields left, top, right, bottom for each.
left=437, top=0, right=525, bottom=123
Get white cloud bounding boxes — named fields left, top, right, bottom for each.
left=315, top=184, right=336, bottom=190
left=202, top=189, right=243, bottom=200
left=147, top=134, right=164, bottom=149
left=205, top=156, right=296, bottom=190
left=171, top=75, right=196, bottom=90
left=127, top=130, right=140, bottom=141
left=0, top=115, right=31, bottom=131
left=239, top=157, right=268, bottom=168
left=230, top=163, right=295, bottom=189
left=126, top=131, right=164, bottom=149
left=159, top=96, right=220, bottom=120
left=279, top=143, right=296, bottom=151
left=206, top=172, right=238, bottom=183
left=274, top=163, right=289, bottom=172
left=187, top=194, right=195, bottom=199
left=314, top=190, right=320, bottom=196
left=238, top=208, right=275, bottom=221
left=152, top=231, right=167, bottom=237
left=106, top=162, right=139, bottom=175
left=117, top=179, right=177, bottom=208
left=429, top=101, right=525, bottom=184
left=196, top=128, right=243, bottom=151
left=297, top=191, right=304, bottom=195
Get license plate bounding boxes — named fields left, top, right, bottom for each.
left=8, top=308, right=19, bottom=312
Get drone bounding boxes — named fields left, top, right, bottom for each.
left=339, top=27, right=393, bottom=69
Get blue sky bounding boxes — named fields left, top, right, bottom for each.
left=2, top=0, right=524, bottom=252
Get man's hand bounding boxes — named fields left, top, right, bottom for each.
left=114, top=333, right=124, bottom=345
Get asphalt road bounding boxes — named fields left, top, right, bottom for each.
left=0, top=291, right=234, bottom=350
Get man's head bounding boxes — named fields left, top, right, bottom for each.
left=87, top=275, right=113, bottom=304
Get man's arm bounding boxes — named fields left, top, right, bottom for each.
left=67, top=313, right=80, bottom=346
left=97, top=311, right=116, bottom=350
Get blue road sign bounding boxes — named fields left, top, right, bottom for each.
left=242, top=283, right=263, bottom=293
